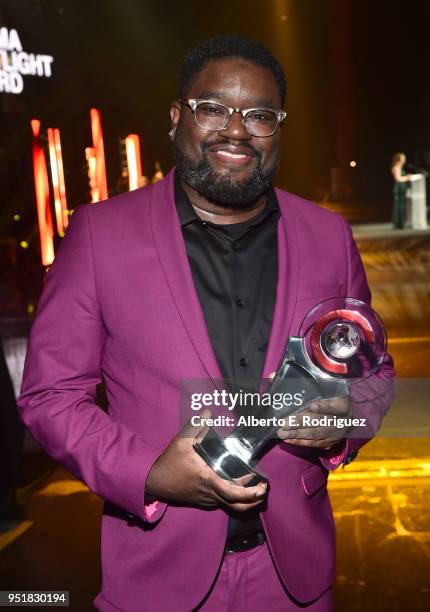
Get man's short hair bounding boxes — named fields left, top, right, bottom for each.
left=178, top=34, right=287, bottom=106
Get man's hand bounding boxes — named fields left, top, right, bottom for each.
left=276, top=396, right=352, bottom=450
left=145, top=410, right=267, bottom=512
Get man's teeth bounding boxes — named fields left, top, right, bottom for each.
left=216, top=150, right=248, bottom=158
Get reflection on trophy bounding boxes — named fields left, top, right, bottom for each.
left=324, top=324, right=360, bottom=358
left=193, top=298, right=387, bottom=485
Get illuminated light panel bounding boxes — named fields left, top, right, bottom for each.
left=125, top=134, right=143, bottom=191
left=47, top=128, right=63, bottom=234
left=47, top=128, right=68, bottom=233
left=53, top=129, right=68, bottom=229
left=85, top=147, right=99, bottom=203
left=31, top=119, right=55, bottom=266
left=89, top=108, right=108, bottom=201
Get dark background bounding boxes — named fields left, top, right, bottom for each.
left=0, top=0, right=429, bottom=311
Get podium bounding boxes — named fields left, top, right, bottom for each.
left=406, top=174, right=428, bottom=229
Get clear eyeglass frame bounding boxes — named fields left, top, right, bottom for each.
left=179, top=98, right=287, bottom=138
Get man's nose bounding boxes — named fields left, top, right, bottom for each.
left=219, top=111, right=250, bottom=140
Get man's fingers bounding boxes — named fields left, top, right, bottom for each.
left=208, top=472, right=267, bottom=505
left=231, top=474, right=256, bottom=487
left=308, top=396, right=351, bottom=416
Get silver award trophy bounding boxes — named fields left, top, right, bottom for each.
left=193, top=298, right=386, bottom=485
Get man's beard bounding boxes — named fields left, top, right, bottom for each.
left=173, top=140, right=278, bottom=209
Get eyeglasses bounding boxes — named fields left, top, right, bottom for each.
left=179, top=98, right=287, bottom=138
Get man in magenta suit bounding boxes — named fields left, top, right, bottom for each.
left=17, top=36, right=394, bottom=611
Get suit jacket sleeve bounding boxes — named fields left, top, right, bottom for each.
left=320, top=215, right=396, bottom=471
left=17, top=204, right=166, bottom=523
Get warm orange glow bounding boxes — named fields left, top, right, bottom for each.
left=53, top=129, right=68, bottom=229
left=151, top=161, right=164, bottom=184
left=329, top=458, right=430, bottom=483
left=85, top=147, right=99, bottom=203
left=125, top=134, right=143, bottom=191
left=31, top=119, right=55, bottom=266
left=47, top=128, right=63, bottom=234
left=31, top=119, right=41, bottom=138
left=90, top=108, right=108, bottom=201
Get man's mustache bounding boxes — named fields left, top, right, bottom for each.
left=200, top=139, right=262, bottom=160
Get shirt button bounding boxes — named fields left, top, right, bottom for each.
left=239, top=358, right=247, bottom=367
left=231, top=242, right=239, bottom=251
left=235, top=298, right=245, bottom=308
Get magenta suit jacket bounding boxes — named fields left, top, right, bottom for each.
left=17, top=168, right=394, bottom=611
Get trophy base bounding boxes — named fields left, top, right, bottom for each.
left=193, top=428, right=267, bottom=486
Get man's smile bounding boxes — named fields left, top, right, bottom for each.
left=207, top=143, right=257, bottom=168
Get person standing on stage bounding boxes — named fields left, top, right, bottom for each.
left=391, top=152, right=413, bottom=229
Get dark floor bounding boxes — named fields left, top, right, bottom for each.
left=0, top=464, right=101, bottom=610
left=332, top=471, right=430, bottom=611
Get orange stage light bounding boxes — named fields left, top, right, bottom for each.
left=47, top=128, right=63, bottom=234
left=47, top=128, right=69, bottom=234
left=90, top=108, right=108, bottom=201
left=85, top=147, right=99, bottom=203
left=125, top=134, right=143, bottom=191
left=31, top=119, right=55, bottom=266
left=54, top=129, right=68, bottom=229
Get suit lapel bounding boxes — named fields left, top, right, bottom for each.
left=150, top=168, right=223, bottom=382
left=261, top=189, right=300, bottom=378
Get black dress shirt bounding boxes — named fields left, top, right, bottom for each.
left=174, top=172, right=280, bottom=540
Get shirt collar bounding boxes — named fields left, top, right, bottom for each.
left=174, top=170, right=279, bottom=228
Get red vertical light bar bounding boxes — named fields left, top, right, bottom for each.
left=90, top=108, right=108, bottom=200
left=31, top=119, right=55, bottom=266
left=125, top=134, right=143, bottom=191
left=85, top=147, right=99, bottom=203
left=47, top=128, right=63, bottom=234
left=53, top=128, right=68, bottom=229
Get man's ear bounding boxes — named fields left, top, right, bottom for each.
left=169, top=101, right=181, bottom=140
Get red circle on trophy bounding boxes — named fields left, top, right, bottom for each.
left=300, top=298, right=387, bottom=380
